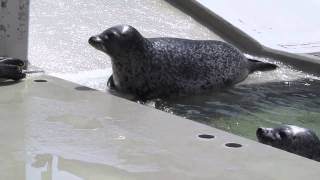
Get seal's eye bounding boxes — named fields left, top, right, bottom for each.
left=105, top=32, right=113, bottom=39
left=279, top=131, right=287, bottom=139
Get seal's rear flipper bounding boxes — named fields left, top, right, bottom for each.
left=248, top=59, right=278, bottom=73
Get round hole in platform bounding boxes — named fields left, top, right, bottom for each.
left=75, top=86, right=97, bottom=91
left=225, top=143, right=242, bottom=148
left=198, top=134, right=215, bottom=139
left=34, top=79, right=47, bottom=82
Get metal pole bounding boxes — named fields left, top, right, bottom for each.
left=0, top=0, right=29, bottom=63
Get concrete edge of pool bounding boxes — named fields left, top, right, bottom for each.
left=1, top=75, right=320, bottom=179
left=166, top=0, right=320, bottom=76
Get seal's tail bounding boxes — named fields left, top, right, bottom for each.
left=248, top=59, right=278, bottom=73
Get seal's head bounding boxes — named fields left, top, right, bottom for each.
left=88, top=25, right=145, bottom=58
left=256, top=125, right=320, bottom=160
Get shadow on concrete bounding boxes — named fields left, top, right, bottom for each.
left=0, top=79, right=22, bottom=86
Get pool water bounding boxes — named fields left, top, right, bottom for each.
left=153, top=70, right=320, bottom=140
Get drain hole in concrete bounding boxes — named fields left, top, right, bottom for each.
left=75, top=86, right=97, bottom=91
left=225, top=143, right=242, bottom=148
left=198, top=134, right=215, bottom=139
left=34, top=79, right=47, bottom=82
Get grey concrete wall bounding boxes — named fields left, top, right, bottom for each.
left=0, top=0, right=29, bottom=60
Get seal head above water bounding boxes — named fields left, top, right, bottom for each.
left=89, top=25, right=277, bottom=100
left=257, top=125, right=320, bottom=161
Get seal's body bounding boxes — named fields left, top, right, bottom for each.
left=89, top=25, right=277, bottom=100
left=257, top=125, right=320, bottom=162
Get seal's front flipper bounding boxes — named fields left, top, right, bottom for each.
left=248, top=59, right=278, bottom=73
left=107, top=75, right=115, bottom=89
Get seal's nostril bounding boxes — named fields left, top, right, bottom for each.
left=88, top=36, right=96, bottom=45
left=89, top=36, right=102, bottom=46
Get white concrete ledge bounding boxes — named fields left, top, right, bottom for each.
left=1, top=75, right=320, bottom=179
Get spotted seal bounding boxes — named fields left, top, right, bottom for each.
left=257, top=125, right=320, bottom=161
left=89, top=25, right=277, bottom=100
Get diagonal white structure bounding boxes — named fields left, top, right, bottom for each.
left=197, top=0, right=320, bottom=54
